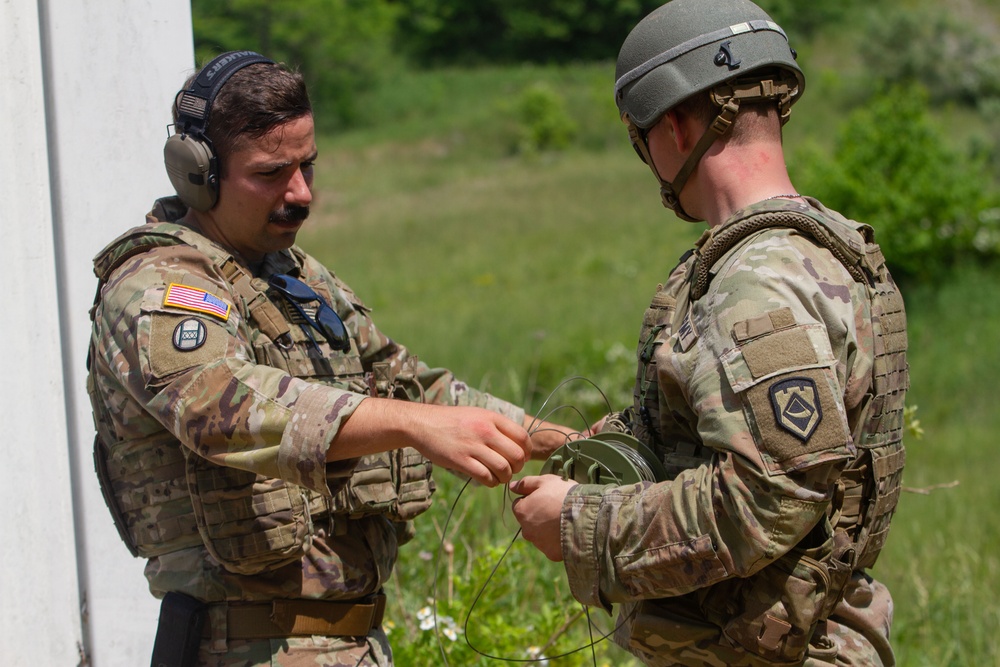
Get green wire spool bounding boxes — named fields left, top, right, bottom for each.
left=540, top=432, right=668, bottom=485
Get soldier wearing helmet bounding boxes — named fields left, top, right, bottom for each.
left=512, top=1, right=908, bottom=665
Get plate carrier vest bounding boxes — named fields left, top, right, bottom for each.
left=626, top=205, right=907, bottom=663
left=87, top=221, right=435, bottom=574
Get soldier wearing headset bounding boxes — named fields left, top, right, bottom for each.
left=87, top=51, right=570, bottom=666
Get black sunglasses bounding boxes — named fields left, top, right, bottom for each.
left=268, top=274, right=351, bottom=353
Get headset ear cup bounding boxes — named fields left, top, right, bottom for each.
left=164, top=133, right=218, bottom=212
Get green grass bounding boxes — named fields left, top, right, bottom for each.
left=297, top=63, right=1000, bottom=666
left=878, top=266, right=1000, bottom=667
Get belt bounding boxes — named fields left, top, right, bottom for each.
left=202, top=594, right=386, bottom=640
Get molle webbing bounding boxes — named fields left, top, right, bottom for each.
left=185, top=460, right=320, bottom=575
left=691, top=210, right=870, bottom=301
left=860, top=266, right=909, bottom=449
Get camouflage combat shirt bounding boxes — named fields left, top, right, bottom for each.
left=561, top=198, right=901, bottom=666
left=88, top=198, right=524, bottom=663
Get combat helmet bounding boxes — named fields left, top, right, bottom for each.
left=615, top=0, right=804, bottom=221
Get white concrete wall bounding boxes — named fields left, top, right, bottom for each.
left=1, top=1, right=193, bottom=664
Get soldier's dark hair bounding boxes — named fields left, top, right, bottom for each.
left=174, top=61, right=311, bottom=175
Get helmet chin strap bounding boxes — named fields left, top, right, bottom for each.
left=624, top=98, right=740, bottom=223
left=623, top=75, right=798, bottom=223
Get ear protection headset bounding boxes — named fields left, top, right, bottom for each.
left=164, top=50, right=274, bottom=212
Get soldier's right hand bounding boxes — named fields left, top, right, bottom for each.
left=409, top=404, right=531, bottom=486
left=331, top=399, right=531, bottom=487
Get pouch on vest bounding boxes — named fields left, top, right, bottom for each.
left=699, top=523, right=856, bottom=665
left=184, top=451, right=324, bottom=575
left=327, top=359, right=436, bottom=521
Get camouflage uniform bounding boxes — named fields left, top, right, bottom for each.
left=561, top=198, right=907, bottom=666
left=88, top=197, right=524, bottom=666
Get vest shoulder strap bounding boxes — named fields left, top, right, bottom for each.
left=691, top=206, right=875, bottom=301
left=89, top=220, right=291, bottom=342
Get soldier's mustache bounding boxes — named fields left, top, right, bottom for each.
left=269, top=205, right=310, bottom=224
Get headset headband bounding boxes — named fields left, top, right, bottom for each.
left=174, top=50, right=275, bottom=137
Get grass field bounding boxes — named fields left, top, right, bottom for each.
left=297, top=63, right=1000, bottom=666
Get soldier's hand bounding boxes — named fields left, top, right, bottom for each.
left=510, top=474, right=577, bottom=561
left=412, top=404, right=531, bottom=487
left=332, top=399, right=531, bottom=487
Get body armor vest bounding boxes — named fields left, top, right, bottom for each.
left=625, top=204, right=907, bottom=663
left=88, top=220, right=434, bottom=573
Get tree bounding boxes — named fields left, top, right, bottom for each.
left=794, top=85, right=1000, bottom=282
left=394, top=0, right=660, bottom=65
left=192, top=0, right=400, bottom=129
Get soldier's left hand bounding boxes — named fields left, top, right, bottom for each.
left=510, top=474, right=578, bottom=561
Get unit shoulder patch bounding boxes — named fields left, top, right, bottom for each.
left=172, top=318, right=208, bottom=351
left=768, top=377, right=823, bottom=441
left=742, top=366, right=850, bottom=470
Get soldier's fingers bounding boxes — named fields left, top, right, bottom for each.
left=477, top=430, right=527, bottom=476
left=509, top=474, right=547, bottom=496
left=460, top=457, right=501, bottom=488
left=492, top=416, right=532, bottom=458
left=475, top=444, right=514, bottom=485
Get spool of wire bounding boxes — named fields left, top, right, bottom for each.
left=540, top=432, right=667, bottom=485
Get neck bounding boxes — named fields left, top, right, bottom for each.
left=179, top=209, right=264, bottom=267
left=684, top=137, right=797, bottom=228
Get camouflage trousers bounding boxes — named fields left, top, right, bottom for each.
left=617, top=574, right=894, bottom=667
left=194, top=628, right=392, bottom=667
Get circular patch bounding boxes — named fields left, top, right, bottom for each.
left=172, top=318, right=208, bottom=351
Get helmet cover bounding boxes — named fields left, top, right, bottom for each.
left=615, top=0, right=804, bottom=129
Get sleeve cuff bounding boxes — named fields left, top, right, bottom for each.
left=276, top=384, right=367, bottom=494
left=561, top=483, right=613, bottom=613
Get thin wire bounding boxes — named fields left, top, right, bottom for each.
left=431, top=376, right=637, bottom=664
left=527, top=375, right=616, bottom=434
left=432, top=476, right=473, bottom=666
left=461, top=524, right=630, bottom=663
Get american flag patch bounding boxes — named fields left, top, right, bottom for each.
left=163, top=283, right=231, bottom=321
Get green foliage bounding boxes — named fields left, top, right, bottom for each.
left=793, top=84, right=1000, bottom=281
left=393, top=0, right=660, bottom=65
left=191, top=0, right=401, bottom=129
left=856, top=6, right=1000, bottom=111
left=512, top=82, right=578, bottom=154
left=388, top=532, right=621, bottom=666
left=756, top=0, right=864, bottom=38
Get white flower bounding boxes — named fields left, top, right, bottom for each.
left=417, top=606, right=435, bottom=630
left=526, top=646, right=549, bottom=665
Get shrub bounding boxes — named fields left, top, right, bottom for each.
left=793, top=84, right=1000, bottom=282
left=857, top=6, right=1000, bottom=111
left=513, top=82, right=578, bottom=154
